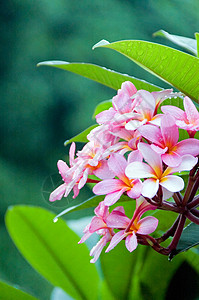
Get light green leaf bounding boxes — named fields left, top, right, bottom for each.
left=172, top=222, right=199, bottom=257
left=100, top=241, right=142, bottom=300
left=64, top=124, right=98, bottom=146
left=5, top=206, right=100, bottom=300
left=92, top=100, right=112, bottom=118
left=0, top=280, right=38, bottom=300
left=93, top=40, right=199, bottom=102
left=37, top=61, right=162, bottom=92
left=153, top=30, right=197, bottom=56
left=195, top=32, right=199, bottom=57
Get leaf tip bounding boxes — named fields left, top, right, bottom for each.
left=92, top=39, right=110, bottom=50
left=64, top=139, right=70, bottom=146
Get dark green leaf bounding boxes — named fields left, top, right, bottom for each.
left=93, top=40, right=199, bottom=102
left=37, top=61, right=162, bottom=92
left=5, top=206, right=100, bottom=300
left=93, top=100, right=112, bottom=118
left=153, top=30, right=197, bottom=56
left=174, top=222, right=199, bottom=256
left=54, top=194, right=132, bottom=220
left=0, top=280, right=38, bottom=300
left=64, top=124, right=98, bottom=146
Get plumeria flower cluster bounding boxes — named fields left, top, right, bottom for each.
left=50, top=81, right=199, bottom=263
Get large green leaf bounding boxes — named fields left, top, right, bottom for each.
left=37, top=61, right=161, bottom=92
left=93, top=40, right=199, bottom=102
left=153, top=30, right=197, bottom=56
left=5, top=206, right=100, bottom=300
left=64, top=124, right=98, bottom=146
left=0, top=280, right=38, bottom=300
left=173, top=222, right=199, bottom=256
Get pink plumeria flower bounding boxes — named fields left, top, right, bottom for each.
left=138, top=114, right=199, bottom=167
left=125, top=90, right=163, bottom=131
left=93, top=152, right=143, bottom=206
left=105, top=197, right=158, bottom=253
left=161, top=96, right=199, bottom=137
left=49, top=143, right=80, bottom=201
left=125, top=142, right=198, bottom=199
left=78, top=201, right=115, bottom=263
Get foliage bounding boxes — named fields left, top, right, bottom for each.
left=3, top=28, right=199, bottom=300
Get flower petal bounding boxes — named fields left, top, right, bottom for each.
left=108, top=153, right=127, bottom=181
left=49, top=183, right=66, bottom=202
left=184, top=96, right=199, bottom=123
left=138, top=143, right=162, bottom=177
left=160, top=175, right=184, bottom=192
left=93, top=179, right=124, bottom=195
left=106, top=230, right=127, bottom=252
left=138, top=124, right=163, bottom=147
left=125, top=161, right=154, bottom=179
left=142, top=178, right=159, bottom=198
left=104, top=188, right=127, bottom=206
left=125, top=232, right=138, bottom=252
left=137, top=216, right=158, bottom=234
left=161, top=114, right=179, bottom=147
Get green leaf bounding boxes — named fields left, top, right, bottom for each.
left=184, top=247, right=199, bottom=274
left=5, top=206, right=100, bottom=300
left=195, top=32, right=199, bottom=58
left=138, top=248, right=184, bottom=300
left=64, top=124, right=98, bottom=146
left=54, top=194, right=132, bottom=220
left=93, top=40, right=199, bottom=102
left=93, top=100, right=112, bottom=118
left=0, top=280, right=38, bottom=300
left=100, top=241, right=142, bottom=300
left=37, top=61, right=162, bottom=92
left=153, top=30, right=197, bottom=56
left=173, top=222, right=199, bottom=256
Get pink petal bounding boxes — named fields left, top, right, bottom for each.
left=142, top=178, right=159, bottom=198
left=104, top=188, right=127, bottom=206
left=128, top=150, right=143, bottom=163
left=161, top=114, right=179, bottom=147
left=161, top=105, right=184, bottom=120
left=49, top=183, right=66, bottom=202
left=160, top=175, right=184, bottom=192
left=125, top=232, right=138, bottom=252
left=94, top=201, right=109, bottom=218
left=125, top=161, right=155, bottom=179
left=176, top=139, right=199, bottom=157
left=93, top=160, right=115, bottom=179
left=69, top=142, right=76, bottom=166
left=162, top=152, right=182, bottom=167
left=138, top=124, right=163, bottom=147
left=127, top=180, right=142, bottom=199
left=106, top=212, right=130, bottom=228
left=89, top=216, right=106, bottom=232
left=57, top=160, right=69, bottom=177
left=137, top=216, right=158, bottom=234
left=96, top=108, right=115, bottom=124
left=106, top=230, right=127, bottom=252
left=108, top=153, right=127, bottom=180
left=138, top=143, right=163, bottom=177
left=90, top=235, right=108, bottom=263
left=93, top=179, right=124, bottom=195
left=184, top=96, right=199, bottom=123
left=169, top=155, right=198, bottom=173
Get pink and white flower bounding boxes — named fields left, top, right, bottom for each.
left=125, top=142, right=198, bottom=199
left=161, top=96, right=199, bottom=137
left=105, top=197, right=158, bottom=253
left=93, top=152, right=143, bottom=206
left=138, top=114, right=199, bottom=167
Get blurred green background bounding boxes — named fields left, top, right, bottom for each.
left=1, top=0, right=199, bottom=299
